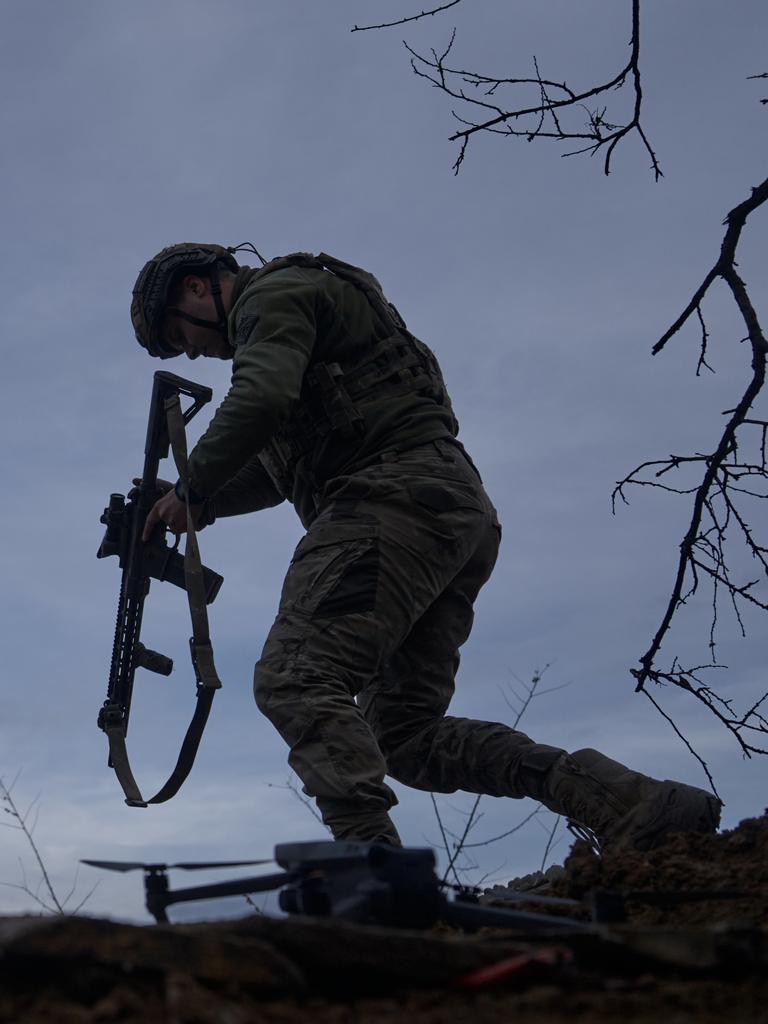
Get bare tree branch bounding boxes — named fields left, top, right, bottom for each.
left=356, top=0, right=768, bottom=805
left=352, top=0, right=464, bottom=33
left=360, top=0, right=661, bottom=176
left=614, top=176, right=768, bottom=761
left=1, top=775, right=65, bottom=914
left=0, top=775, right=96, bottom=916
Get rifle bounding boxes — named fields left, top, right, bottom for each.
left=97, top=370, right=223, bottom=807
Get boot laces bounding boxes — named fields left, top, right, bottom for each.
left=566, top=818, right=602, bottom=857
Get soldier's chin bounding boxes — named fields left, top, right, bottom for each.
left=203, top=341, right=232, bottom=359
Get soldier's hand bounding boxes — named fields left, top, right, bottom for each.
left=142, top=489, right=203, bottom=541
left=131, top=476, right=174, bottom=498
left=129, top=477, right=175, bottom=503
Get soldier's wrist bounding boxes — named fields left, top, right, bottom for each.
left=174, top=479, right=206, bottom=505
left=199, top=498, right=216, bottom=528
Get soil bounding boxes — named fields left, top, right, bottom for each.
left=549, top=808, right=768, bottom=928
left=1, top=812, right=766, bottom=1023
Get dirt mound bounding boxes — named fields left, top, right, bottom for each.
left=549, top=809, right=768, bottom=927
left=0, top=813, right=766, bottom=1023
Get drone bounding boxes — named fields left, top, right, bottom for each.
left=82, top=840, right=590, bottom=930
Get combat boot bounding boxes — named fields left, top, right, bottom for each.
left=542, top=748, right=721, bottom=853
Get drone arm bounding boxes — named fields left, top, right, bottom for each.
left=442, top=897, right=591, bottom=934
left=149, top=870, right=294, bottom=922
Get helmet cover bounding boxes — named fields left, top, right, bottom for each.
left=131, top=243, right=239, bottom=358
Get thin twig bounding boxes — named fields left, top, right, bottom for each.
left=430, top=792, right=462, bottom=885
left=352, top=0, right=463, bottom=33
left=1, top=776, right=64, bottom=914
left=436, top=665, right=556, bottom=883
left=641, top=691, right=721, bottom=799
left=439, top=794, right=482, bottom=884
left=460, top=805, right=542, bottom=850
left=267, top=778, right=329, bottom=829
left=539, top=815, right=562, bottom=872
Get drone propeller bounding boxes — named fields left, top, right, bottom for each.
left=81, top=858, right=273, bottom=874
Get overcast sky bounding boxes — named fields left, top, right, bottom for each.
left=1, top=1, right=766, bottom=922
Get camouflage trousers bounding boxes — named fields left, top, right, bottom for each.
left=254, top=439, right=563, bottom=843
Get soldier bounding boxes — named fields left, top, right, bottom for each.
left=131, top=243, right=721, bottom=851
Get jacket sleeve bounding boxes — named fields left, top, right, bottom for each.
left=208, top=454, right=284, bottom=518
left=186, top=271, right=317, bottom=499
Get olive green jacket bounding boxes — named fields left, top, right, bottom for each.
left=187, top=262, right=458, bottom=526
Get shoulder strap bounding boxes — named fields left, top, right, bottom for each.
left=316, top=252, right=408, bottom=333
left=252, top=251, right=408, bottom=334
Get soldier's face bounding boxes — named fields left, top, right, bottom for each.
left=164, top=315, right=230, bottom=360
left=162, top=277, right=232, bottom=360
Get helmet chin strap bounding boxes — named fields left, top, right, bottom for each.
left=167, top=268, right=229, bottom=335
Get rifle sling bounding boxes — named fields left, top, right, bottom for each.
left=110, top=394, right=222, bottom=807
left=106, top=687, right=216, bottom=807
left=164, top=393, right=223, bottom=694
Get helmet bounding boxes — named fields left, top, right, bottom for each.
left=131, top=243, right=239, bottom=358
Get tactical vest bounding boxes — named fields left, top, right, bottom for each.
left=251, top=252, right=458, bottom=499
